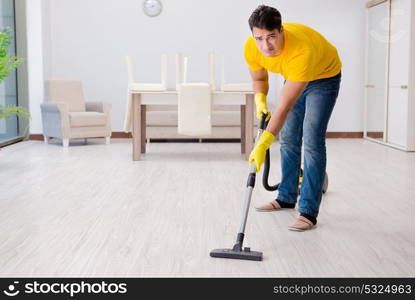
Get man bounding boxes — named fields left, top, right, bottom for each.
left=245, top=5, right=342, bottom=231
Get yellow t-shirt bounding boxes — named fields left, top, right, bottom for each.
left=244, top=23, right=342, bottom=82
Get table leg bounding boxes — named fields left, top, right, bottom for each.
left=141, top=105, right=146, bottom=154
left=244, top=94, right=254, bottom=159
left=240, top=105, right=246, bottom=154
left=132, top=93, right=141, bottom=161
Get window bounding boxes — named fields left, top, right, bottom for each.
left=0, top=0, right=19, bottom=144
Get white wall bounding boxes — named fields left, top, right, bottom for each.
left=29, top=0, right=367, bottom=133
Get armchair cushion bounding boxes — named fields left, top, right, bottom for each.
left=69, top=112, right=107, bottom=127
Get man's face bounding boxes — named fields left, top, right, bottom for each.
left=252, top=27, right=282, bottom=57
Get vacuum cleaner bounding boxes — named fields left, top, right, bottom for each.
left=210, top=113, right=329, bottom=261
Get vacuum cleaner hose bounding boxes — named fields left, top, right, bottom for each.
left=259, top=115, right=329, bottom=194
left=262, top=149, right=279, bottom=191
left=257, top=114, right=279, bottom=192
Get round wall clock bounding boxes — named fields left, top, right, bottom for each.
left=143, top=0, right=162, bottom=17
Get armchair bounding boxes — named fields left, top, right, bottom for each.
left=41, top=80, right=112, bottom=147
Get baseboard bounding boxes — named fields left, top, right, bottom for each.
left=29, top=134, right=44, bottom=141
left=326, top=132, right=363, bottom=138
left=111, top=132, right=132, bottom=138
left=29, top=131, right=364, bottom=141
left=149, top=138, right=241, bottom=143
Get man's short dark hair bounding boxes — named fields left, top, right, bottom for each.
left=248, top=5, right=282, bottom=32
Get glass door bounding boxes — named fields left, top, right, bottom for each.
left=0, top=0, right=18, bottom=143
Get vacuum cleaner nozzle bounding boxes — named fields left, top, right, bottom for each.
left=210, top=247, right=262, bottom=261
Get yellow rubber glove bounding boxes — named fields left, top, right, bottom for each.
left=254, top=93, right=271, bottom=121
left=249, top=130, right=275, bottom=172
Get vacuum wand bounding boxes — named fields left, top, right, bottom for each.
left=210, top=113, right=267, bottom=261
left=236, top=120, right=265, bottom=239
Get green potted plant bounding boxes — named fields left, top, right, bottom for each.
left=0, top=27, right=29, bottom=121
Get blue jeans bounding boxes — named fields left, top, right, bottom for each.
left=277, top=72, right=341, bottom=218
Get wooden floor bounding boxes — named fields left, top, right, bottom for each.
left=0, top=138, right=414, bottom=277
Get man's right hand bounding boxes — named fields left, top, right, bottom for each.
left=254, top=93, right=271, bottom=121
left=249, top=130, right=275, bottom=172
